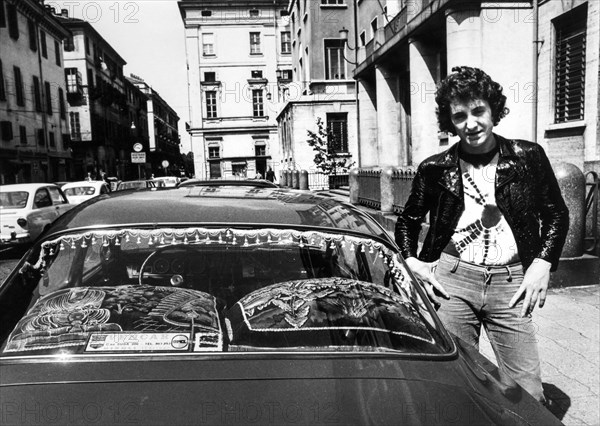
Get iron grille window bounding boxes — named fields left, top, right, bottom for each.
left=7, top=3, right=17, bottom=39
left=208, top=146, right=220, bottom=158
left=41, top=30, right=47, bottom=58
left=281, top=31, right=291, bottom=54
left=554, top=6, right=587, bottom=123
left=33, top=76, right=42, bottom=112
left=324, top=40, right=345, bottom=80
left=14, top=66, right=24, bottom=106
left=202, top=33, right=215, bottom=56
left=327, top=113, right=348, bottom=153
left=0, top=59, right=5, bottom=101
left=252, top=90, right=264, bottom=117
left=70, top=112, right=81, bottom=140
left=28, top=19, right=37, bottom=51
left=250, top=32, right=261, bottom=54
left=45, top=81, right=52, bottom=115
left=0, top=0, right=5, bottom=27
left=205, top=91, right=217, bottom=118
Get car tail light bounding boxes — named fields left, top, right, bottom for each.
left=17, top=218, right=28, bottom=228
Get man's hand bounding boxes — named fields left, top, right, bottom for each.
left=509, top=258, right=552, bottom=317
left=405, top=257, right=450, bottom=308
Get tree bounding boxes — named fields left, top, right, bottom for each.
left=306, top=117, right=354, bottom=174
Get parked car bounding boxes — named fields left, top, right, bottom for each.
left=177, top=178, right=278, bottom=188
left=62, top=181, right=111, bottom=205
left=0, top=183, right=73, bottom=248
left=116, top=180, right=158, bottom=191
left=152, top=176, right=180, bottom=187
left=0, top=186, right=559, bottom=425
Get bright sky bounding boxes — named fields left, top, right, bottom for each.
left=47, top=0, right=192, bottom=153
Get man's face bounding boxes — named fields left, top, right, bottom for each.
left=449, top=98, right=496, bottom=153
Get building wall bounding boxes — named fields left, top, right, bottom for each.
left=0, top=0, right=70, bottom=184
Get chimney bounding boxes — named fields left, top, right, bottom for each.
left=61, top=9, right=69, bottom=18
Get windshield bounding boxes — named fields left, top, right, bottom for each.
left=0, top=227, right=447, bottom=357
left=0, top=191, right=29, bottom=209
left=64, top=186, right=96, bottom=196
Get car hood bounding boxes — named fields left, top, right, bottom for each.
left=0, top=356, right=559, bottom=425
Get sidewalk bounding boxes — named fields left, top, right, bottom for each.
left=479, top=285, right=600, bottom=426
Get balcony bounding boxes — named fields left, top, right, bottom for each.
left=384, top=7, right=408, bottom=41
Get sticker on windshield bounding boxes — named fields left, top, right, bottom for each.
left=85, top=332, right=190, bottom=352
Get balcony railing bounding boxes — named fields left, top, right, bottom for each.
left=384, top=7, right=408, bottom=41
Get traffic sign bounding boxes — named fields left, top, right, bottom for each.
left=131, top=152, right=146, bottom=163
left=162, top=160, right=169, bottom=168
left=133, top=143, right=143, bottom=152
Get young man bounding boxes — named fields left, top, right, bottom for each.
left=395, top=66, right=569, bottom=402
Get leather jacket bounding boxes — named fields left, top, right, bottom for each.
left=395, top=134, right=569, bottom=271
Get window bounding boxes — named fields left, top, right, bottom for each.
left=66, top=68, right=80, bottom=93
left=14, top=67, right=24, bottom=106
left=359, top=31, right=366, bottom=47
left=281, top=31, right=291, bottom=54
left=40, top=30, right=47, bottom=58
left=0, top=0, right=5, bottom=27
left=202, top=33, right=215, bottom=56
left=58, top=88, right=65, bottom=119
left=252, top=90, right=264, bottom=117
left=87, top=69, right=94, bottom=89
left=327, top=113, right=348, bottom=153
left=85, top=36, right=90, bottom=55
left=370, top=17, right=378, bottom=40
left=33, top=76, right=42, bottom=112
left=205, top=91, right=217, bottom=118
left=208, top=146, right=220, bottom=158
left=55, top=40, right=61, bottom=66
left=19, top=125, right=27, bottom=145
left=324, top=40, right=345, bottom=80
left=70, top=112, right=81, bottom=140
left=203, top=72, right=216, bottom=82
left=0, top=121, right=12, bottom=141
left=251, top=70, right=263, bottom=79
left=45, top=81, right=52, bottom=115
left=37, top=128, right=45, bottom=146
left=28, top=19, right=37, bottom=51
left=49, top=131, right=55, bottom=147
left=321, top=0, right=345, bottom=4
left=34, top=189, right=52, bottom=209
left=554, top=5, right=587, bottom=123
left=279, top=69, right=293, bottom=81
left=255, top=145, right=266, bottom=156
left=7, top=3, right=17, bottom=40
left=48, top=187, right=67, bottom=204
left=64, top=36, right=74, bottom=51
left=0, top=59, right=5, bottom=101
left=250, top=32, right=261, bottom=54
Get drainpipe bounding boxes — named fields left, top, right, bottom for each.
left=532, top=0, right=539, bottom=143
left=353, top=0, right=361, bottom=167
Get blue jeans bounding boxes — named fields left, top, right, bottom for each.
left=434, top=253, right=544, bottom=402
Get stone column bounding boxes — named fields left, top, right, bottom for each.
left=357, top=78, right=379, bottom=168
left=408, top=37, right=440, bottom=164
left=375, top=64, right=403, bottom=167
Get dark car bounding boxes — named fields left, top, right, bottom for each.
left=0, top=186, right=559, bottom=425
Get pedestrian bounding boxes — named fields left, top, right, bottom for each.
left=266, top=167, right=276, bottom=183
left=395, top=66, right=569, bottom=403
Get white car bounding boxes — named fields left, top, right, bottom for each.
left=0, top=183, right=73, bottom=247
left=62, top=181, right=110, bottom=205
left=152, top=176, right=180, bottom=187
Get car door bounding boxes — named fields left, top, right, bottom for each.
left=47, top=186, right=72, bottom=217
left=29, top=188, right=55, bottom=239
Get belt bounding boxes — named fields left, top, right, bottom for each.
left=439, top=253, right=523, bottom=285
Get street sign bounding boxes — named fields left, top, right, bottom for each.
left=133, top=143, right=143, bottom=152
left=131, top=152, right=146, bottom=163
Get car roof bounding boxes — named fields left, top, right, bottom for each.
left=62, top=181, right=106, bottom=188
left=0, top=183, right=59, bottom=191
left=178, top=179, right=277, bottom=188
left=47, top=186, right=390, bottom=241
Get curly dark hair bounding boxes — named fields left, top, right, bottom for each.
left=435, top=66, right=509, bottom=135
